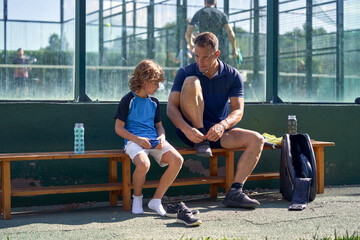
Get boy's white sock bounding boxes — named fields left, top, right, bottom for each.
left=132, top=195, right=144, bottom=214
left=148, top=198, right=166, bottom=216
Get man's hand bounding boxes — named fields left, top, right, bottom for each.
left=206, top=123, right=225, bottom=142
left=184, top=127, right=206, bottom=144
left=135, top=137, right=152, bottom=149
left=232, top=51, right=239, bottom=59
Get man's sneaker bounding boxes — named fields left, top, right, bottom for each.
left=165, top=202, right=200, bottom=218
left=194, top=140, right=212, bottom=157
left=223, top=188, right=260, bottom=208
left=176, top=208, right=202, bottom=227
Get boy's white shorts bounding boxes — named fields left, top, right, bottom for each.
left=124, top=140, right=176, bottom=167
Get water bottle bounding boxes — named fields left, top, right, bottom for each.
left=288, top=115, right=297, bottom=135
left=74, top=123, right=85, bottom=154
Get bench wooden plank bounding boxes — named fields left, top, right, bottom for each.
left=6, top=183, right=123, bottom=197
left=142, top=176, right=226, bottom=189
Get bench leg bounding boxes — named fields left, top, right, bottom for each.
left=314, top=147, right=325, bottom=194
left=109, top=157, right=118, bottom=206
left=1, top=161, right=11, bottom=220
left=225, top=151, right=235, bottom=193
left=122, top=156, right=131, bottom=211
left=209, top=155, right=218, bottom=198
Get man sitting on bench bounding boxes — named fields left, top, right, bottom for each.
left=167, top=32, right=265, bottom=208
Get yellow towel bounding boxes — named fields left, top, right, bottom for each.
left=262, top=133, right=283, bottom=145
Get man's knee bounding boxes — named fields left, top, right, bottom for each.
left=251, top=132, right=265, bottom=151
left=181, top=76, right=201, bottom=91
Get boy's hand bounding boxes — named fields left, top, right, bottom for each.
left=135, top=137, right=152, bottom=149
left=155, top=135, right=166, bottom=149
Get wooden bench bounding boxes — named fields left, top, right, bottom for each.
left=0, top=140, right=334, bottom=220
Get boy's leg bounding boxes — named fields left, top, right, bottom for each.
left=132, top=152, right=151, bottom=214
left=148, top=149, right=183, bottom=216
left=153, top=149, right=183, bottom=199
left=132, top=152, right=151, bottom=196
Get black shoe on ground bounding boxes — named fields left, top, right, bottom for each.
left=223, top=188, right=260, bottom=208
left=165, top=202, right=200, bottom=218
left=194, top=140, right=212, bottom=157
left=176, top=208, right=202, bottom=227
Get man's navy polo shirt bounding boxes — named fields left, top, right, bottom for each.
left=171, top=60, right=244, bottom=130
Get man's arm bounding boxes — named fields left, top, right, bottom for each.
left=168, top=51, right=180, bottom=64
left=185, top=25, right=196, bottom=52
left=206, top=97, right=244, bottom=142
left=115, top=119, right=152, bottom=149
left=224, top=24, right=238, bottom=58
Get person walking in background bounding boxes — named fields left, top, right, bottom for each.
left=13, top=48, right=34, bottom=97
left=114, top=59, right=183, bottom=216
left=168, top=40, right=193, bottom=68
left=185, top=0, right=238, bottom=61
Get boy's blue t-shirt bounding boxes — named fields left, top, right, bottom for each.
left=171, top=60, right=244, bottom=130
left=114, top=91, right=161, bottom=146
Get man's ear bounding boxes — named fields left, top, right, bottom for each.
left=215, top=50, right=220, bottom=58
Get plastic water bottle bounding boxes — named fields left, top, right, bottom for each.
left=74, top=123, right=85, bottom=154
left=288, top=115, right=297, bottom=135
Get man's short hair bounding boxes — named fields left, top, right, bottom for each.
left=128, top=59, right=164, bottom=92
left=206, top=0, right=216, bottom=5
left=194, top=32, right=219, bottom=51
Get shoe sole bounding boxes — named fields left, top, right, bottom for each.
left=165, top=213, right=177, bottom=218
left=176, top=218, right=202, bottom=226
left=222, top=199, right=260, bottom=209
left=165, top=210, right=199, bottom=218
left=196, top=152, right=213, bottom=157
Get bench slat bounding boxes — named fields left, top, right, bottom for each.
left=141, top=176, right=226, bottom=189
left=3, top=183, right=123, bottom=197
left=248, top=172, right=280, bottom=180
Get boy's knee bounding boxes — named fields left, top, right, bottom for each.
left=135, top=161, right=151, bottom=173
left=169, top=155, right=184, bottom=169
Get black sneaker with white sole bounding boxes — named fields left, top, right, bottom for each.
left=223, top=188, right=260, bottom=208
left=176, top=208, right=202, bottom=227
left=165, top=202, right=199, bottom=218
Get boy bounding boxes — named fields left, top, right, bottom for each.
left=114, top=59, right=183, bottom=216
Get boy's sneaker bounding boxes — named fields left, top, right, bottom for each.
left=165, top=202, right=199, bottom=218
left=223, top=188, right=260, bottom=208
left=194, top=140, right=212, bottom=157
left=176, top=208, right=202, bottom=227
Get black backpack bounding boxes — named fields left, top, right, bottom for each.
left=280, top=134, right=317, bottom=208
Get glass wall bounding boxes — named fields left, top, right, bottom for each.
left=278, top=0, right=360, bottom=102
left=0, top=0, right=75, bottom=100
left=0, top=1, right=359, bottom=103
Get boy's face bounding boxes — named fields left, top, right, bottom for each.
left=144, top=81, right=160, bottom=96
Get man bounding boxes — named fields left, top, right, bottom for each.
left=185, top=0, right=238, bottom=61
left=167, top=32, right=265, bottom=208
left=13, top=48, right=36, bottom=97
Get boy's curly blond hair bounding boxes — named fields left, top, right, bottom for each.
left=129, top=59, right=165, bottom=92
